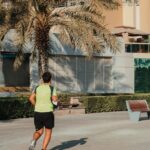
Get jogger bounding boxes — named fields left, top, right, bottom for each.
left=29, top=72, right=58, bottom=150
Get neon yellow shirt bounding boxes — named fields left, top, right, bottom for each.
left=34, top=84, right=57, bottom=112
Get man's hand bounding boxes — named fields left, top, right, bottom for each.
left=52, top=96, right=58, bottom=102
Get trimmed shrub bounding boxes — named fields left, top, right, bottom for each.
left=0, top=93, right=85, bottom=120
left=0, top=97, right=33, bottom=120
left=1, top=93, right=150, bottom=119
left=81, top=94, right=150, bottom=113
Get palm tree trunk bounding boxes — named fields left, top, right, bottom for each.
left=38, top=48, right=48, bottom=77
left=35, top=14, right=50, bottom=77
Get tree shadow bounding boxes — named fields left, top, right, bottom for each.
left=2, top=53, right=30, bottom=87
left=0, top=119, right=15, bottom=123
left=46, top=32, right=114, bottom=93
left=50, top=138, right=88, bottom=150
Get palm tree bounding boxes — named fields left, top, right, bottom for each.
left=0, top=0, right=120, bottom=77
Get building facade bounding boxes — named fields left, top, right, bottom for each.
left=0, top=0, right=150, bottom=93
left=105, top=0, right=150, bottom=33
left=104, top=0, right=150, bottom=93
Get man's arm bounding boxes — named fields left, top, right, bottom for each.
left=29, top=93, right=36, bottom=106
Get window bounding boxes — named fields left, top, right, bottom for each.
left=125, top=44, right=150, bottom=53
left=80, top=1, right=85, bottom=5
left=123, top=0, right=140, bottom=6
left=0, top=53, right=30, bottom=86
left=70, top=2, right=76, bottom=6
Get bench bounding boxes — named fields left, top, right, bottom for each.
left=69, top=97, right=85, bottom=114
left=69, top=97, right=82, bottom=108
left=126, top=100, right=150, bottom=121
left=55, top=97, right=85, bottom=115
left=57, top=103, right=70, bottom=110
left=57, top=97, right=82, bottom=109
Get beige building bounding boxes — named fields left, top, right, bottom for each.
left=104, top=0, right=150, bottom=33
left=0, top=0, right=150, bottom=94
left=62, top=0, right=150, bottom=33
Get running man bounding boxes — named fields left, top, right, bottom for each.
left=28, top=72, right=58, bottom=150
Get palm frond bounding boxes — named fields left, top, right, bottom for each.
left=0, top=9, right=5, bottom=25
left=49, top=17, right=103, bottom=55
left=0, top=0, right=120, bottom=74
left=0, top=25, right=9, bottom=40
left=82, top=0, right=120, bottom=17
left=13, top=48, right=24, bottom=70
left=48, top=0, right=67, bottom=7
left=13, top=20, right=28, bottom=70
left=9, top=1, right=28, bottom=25
left=30, top=0, right=65, bottom=13
left=30, top=45, right=37, bottom=62
left=49, top=3, right=120, bottom=55
left=0, top=0, right=28, bottom=27
left=96, top=0, right=120, bottom=9
left=0, top=25, right=10, bottom=49
left=51, top=6, right=104, bottom=23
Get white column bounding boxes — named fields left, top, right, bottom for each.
left=123, top=3, right=135, bottom=27
left=134, top=3, right=140, bottom=29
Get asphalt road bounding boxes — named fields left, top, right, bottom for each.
left=0, top=111, right=150, bottom=150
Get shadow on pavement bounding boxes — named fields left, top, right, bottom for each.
left=50, top=138, right=88, bottom=150
left=140, top=116, right=149, bottom=121
left=0, top=119, right=15, bottom=123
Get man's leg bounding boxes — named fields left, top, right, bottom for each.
left=33, top=112, right=44, bottom=141
left=33, top=128, right=44, bottom=141
left=42, top=128, right=52, bottom=150
left=29, top=128, right=44, bottom=150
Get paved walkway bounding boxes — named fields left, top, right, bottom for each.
left=0, top=111, right=150, bottom=150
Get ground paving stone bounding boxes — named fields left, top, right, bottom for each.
left=0, top=111, right=150, bottom=150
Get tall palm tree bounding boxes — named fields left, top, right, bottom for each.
left=0, top=0, right=120, bottom=77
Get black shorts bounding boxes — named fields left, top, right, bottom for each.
left=34, top=112, right=54, bottom=131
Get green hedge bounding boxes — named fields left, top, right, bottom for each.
left=81, top=94, right=150, bottom=113
left=0, top=97, right=33, bottom=120
left=1, top=93, right=150, bottom=120
left=0, top=93, right=85, bottom=120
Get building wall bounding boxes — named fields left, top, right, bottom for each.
left=48, top=56, right=113, bottom=93
left=46, top=55, right=134, bottom=94
left=123, top=4, right=135, bottom=27
left=140, top=0, right=150, bottom=32
left=104, top=2, right=135, bottom=29
left=0, top=57, right=4, bottom=86
left=112, top=42, right=134, bottom=93
left=0, top=32, right=134, bottom=93
left=61, top=1, right=140, bottom=35
left=0, top=34, right=135, bottom=94
left=104, top=6, right=123, bottom=30
left=105, top=0, right=150, bottom=32
left=30, top=38, right=133, bottom=94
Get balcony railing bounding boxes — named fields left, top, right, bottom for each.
left=125, top=43, right=150, bottom=53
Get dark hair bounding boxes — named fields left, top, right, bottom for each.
left=42, top=72, right=52, bottom=83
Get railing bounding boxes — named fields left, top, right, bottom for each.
left=125, top=43, right=150, bottom=53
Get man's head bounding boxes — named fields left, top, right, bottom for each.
left=42, top=72, right=52, bottom=83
